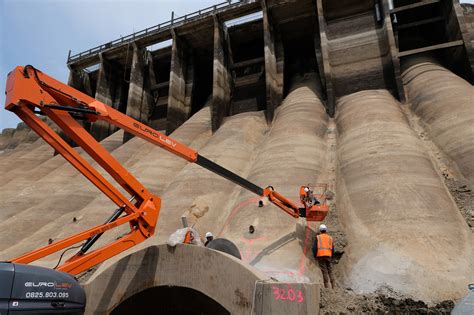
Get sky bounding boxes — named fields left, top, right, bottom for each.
left=1, top=0, right=474, bottom=130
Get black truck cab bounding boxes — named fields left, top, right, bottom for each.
left=0, top=263, right=85, bottom=315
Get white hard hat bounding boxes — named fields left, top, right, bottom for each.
left=304, top=187, right=310, bottom=192
left=205, top=232, right=214, bottom=238
left=319, top=224, right=327, bottom=232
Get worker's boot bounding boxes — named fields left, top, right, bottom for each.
left=331, top=280, right=337, bottom=289
left=324, top=281, right=330, bottom=289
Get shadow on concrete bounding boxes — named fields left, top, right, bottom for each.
left=249, top=232, right=296, bottom=266
left=102, top=246, right=159, bottom=312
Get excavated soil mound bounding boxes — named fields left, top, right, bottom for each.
left=320, top=288, right=454, bottom=314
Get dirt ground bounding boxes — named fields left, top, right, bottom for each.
left=319, top=287, right=454, bottom=314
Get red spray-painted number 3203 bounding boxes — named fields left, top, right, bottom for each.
left=272, top=286, right=304, bottom=303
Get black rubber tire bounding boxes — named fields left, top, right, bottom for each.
left=206, top=238, right=242, bottom=260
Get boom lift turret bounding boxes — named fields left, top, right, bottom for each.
left=1, top=65, right=328, bottom=314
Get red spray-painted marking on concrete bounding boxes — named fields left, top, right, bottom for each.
left=262, top=270, right=296, bottom=276
left=218, top=197, right=260, bottom=237
left=217, top=194, right=312, bottom=273
left=240, top=236, right=266, bottom=263
left=298, top=225, right=312, bottom=276
left=272, top=284, right=304, bottom=303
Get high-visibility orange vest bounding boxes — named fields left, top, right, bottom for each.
left=316, top=233, right=333, bottom=257
left=183, top=231, right=192, bottom=244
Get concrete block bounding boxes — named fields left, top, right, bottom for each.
left=253, top=282, right=320, bottom=314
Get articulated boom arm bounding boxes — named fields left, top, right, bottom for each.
left=4, top=65, right=327, bottom=275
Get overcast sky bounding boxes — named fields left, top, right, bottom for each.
left=1, top=0, right=473, bottom=130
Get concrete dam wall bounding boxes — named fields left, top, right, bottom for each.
left=335, top=89, right=473, bottom=302
left=402, top=55, right=474, bottom=186
left=1, top=0, right=474, bottom=313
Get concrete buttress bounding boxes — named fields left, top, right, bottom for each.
left=211, top=16, right=234, bottom=132
left=124, top=43, right=155, bottom=142
left=262, top=0, right=284, bottom=122
left=402, top=56, right=474, bottom=186
left=335, top=90, right=474, bottom=302
left=167, top=30, right=195, bottom=134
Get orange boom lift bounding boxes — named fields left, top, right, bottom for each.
left=4, top=65, right=328, bottom=276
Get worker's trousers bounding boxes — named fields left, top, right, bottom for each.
left=317, top=256, right=335, bottom=289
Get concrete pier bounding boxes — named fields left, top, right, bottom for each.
left=262, top=0, right=284, bottom=122
left=167, top=30, right=195, bottom=134
left=211, top=16, right=233, bottom=132
left=124, top=44, right=155, bottom=142
left=67, top=67, right=93, bottom=97
left=92, top=55, right=119, bottom=140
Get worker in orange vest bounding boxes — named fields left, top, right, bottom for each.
left=183, top=230, right=194, bottom=244
left=300, top=185, right=320, bottom=207
left=312, top=224, right=336, bottom=289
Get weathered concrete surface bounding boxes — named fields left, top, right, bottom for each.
left=452, top=1, right=474, bottom=79
left=91, top=55, right=118, bottom=141
left=0, top=107, right=212, bottom=261
left=253, top=281, right=320, bottom=314
left=402, top=56, right=474, bottom=187
left=167, top=31, right=195, bottom=134
left=82, top=244, right=269, bottom=315
left=0, top=131, right=124, bottom=225
left=335, top=90, right=474, bottom=302
left=316, top=0, right=335, bottom=116
left=0, top=131, right=142, bottom=254
left=83, top=244, right=320, bottom=315
left=263, top=0, right=284, bottom=122
left=123, top=43, right=155, bottom=142
left=68, top=67, right=93, bottom=97
left=380, top=0, right=405, bottom=102
left=0, top=141, right=53, bottom=181
left=0, top=126, right=125, bottom=189
left=211, top=17, right=233, bottom=132
left=463, top=3, right=474, bottom=43
left=323, top=5, right=398, bottom=100
left=153, top=110, right=268, bottom=243
left=220, top=74, right=328, bottom=284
